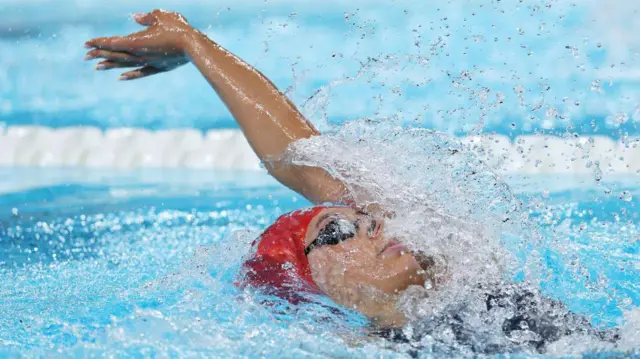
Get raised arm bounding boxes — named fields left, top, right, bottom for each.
left=84, top=9, right=351, bottom=205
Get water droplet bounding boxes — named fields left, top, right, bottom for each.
left=424, top=279, right=433, bottom=290
left=619, top=191, right=632, bottom=202
left=594, top=166, right=603, bottom=183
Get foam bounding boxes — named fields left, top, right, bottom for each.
left=0, top=126, right=638, bottom=173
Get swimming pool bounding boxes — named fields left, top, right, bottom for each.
left=1, top=0, right=639, bottom=136
left=1, top=0, right=639, bottom=357
left=0, top=169, right=637, bottom=357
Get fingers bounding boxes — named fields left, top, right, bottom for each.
left=118, top=66, right=164, bottom=81
left=94, top=60, right=135, bottom=71
left=133, top=12, right=156, bottom=27
left=84, top=29, right=149, bottom=52
left=84, top=49, right=144, bottom=64
left=85, top=36, right=129, bottom=51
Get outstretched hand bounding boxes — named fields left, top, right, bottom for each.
left=84, top=9, right=195, bottom=80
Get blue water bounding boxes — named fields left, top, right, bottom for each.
left=1, top=1, right=639, bottom=357
left=1, top=0, right=639, bottom=137
left=0, top=170, right=637, bottom=357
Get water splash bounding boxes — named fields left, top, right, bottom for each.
left=284, top=119, right=638, bottom=355
left=286, top=119, right=538, bottom=300
left=0, top=191, right=384, bottom=358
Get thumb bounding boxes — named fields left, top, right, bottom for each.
left=133, top=12, right=156, bottom=26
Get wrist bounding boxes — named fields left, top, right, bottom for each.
left=179, top=28, right=212, bottom=57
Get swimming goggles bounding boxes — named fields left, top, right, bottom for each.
left=304, top=217, right=358, bottom=255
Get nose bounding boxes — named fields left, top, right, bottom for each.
left=357, top=216, right=383, bottom=240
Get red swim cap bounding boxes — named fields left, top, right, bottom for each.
left=239, top=206, right=328, bottom=297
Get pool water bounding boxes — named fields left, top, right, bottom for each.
left=1, top=0, right=639, bottom=357
left=1, top=0, right=639, bottom=137
left=0, top=169, right=637, bottom=358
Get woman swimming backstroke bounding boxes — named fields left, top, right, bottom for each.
left=85, top=9, right=626, bottom=354
left=84, top=9, right=427, bottom=328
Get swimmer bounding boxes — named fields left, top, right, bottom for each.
left=84, top=9, right=423, bottom=328
left=85, top=10, right=624, bottom=354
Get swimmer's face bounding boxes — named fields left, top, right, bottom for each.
left=304, top=207, right=426, bottom=301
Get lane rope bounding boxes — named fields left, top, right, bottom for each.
left=0, top=126, right=638, bottom=174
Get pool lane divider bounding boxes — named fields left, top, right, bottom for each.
left=0, top=126, right=638, bottom=174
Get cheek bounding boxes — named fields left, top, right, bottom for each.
left=308, top=246, right=378, bottom=289
left=308, top=252, right=349, bottom=295
left=342, top=253, right=424, bottom=294
left=309, top=246, right=424, bottom=296
left=340, top=237, right=381, bottom=260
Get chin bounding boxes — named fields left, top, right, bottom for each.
left=383, top=257, right=425, bottom=292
